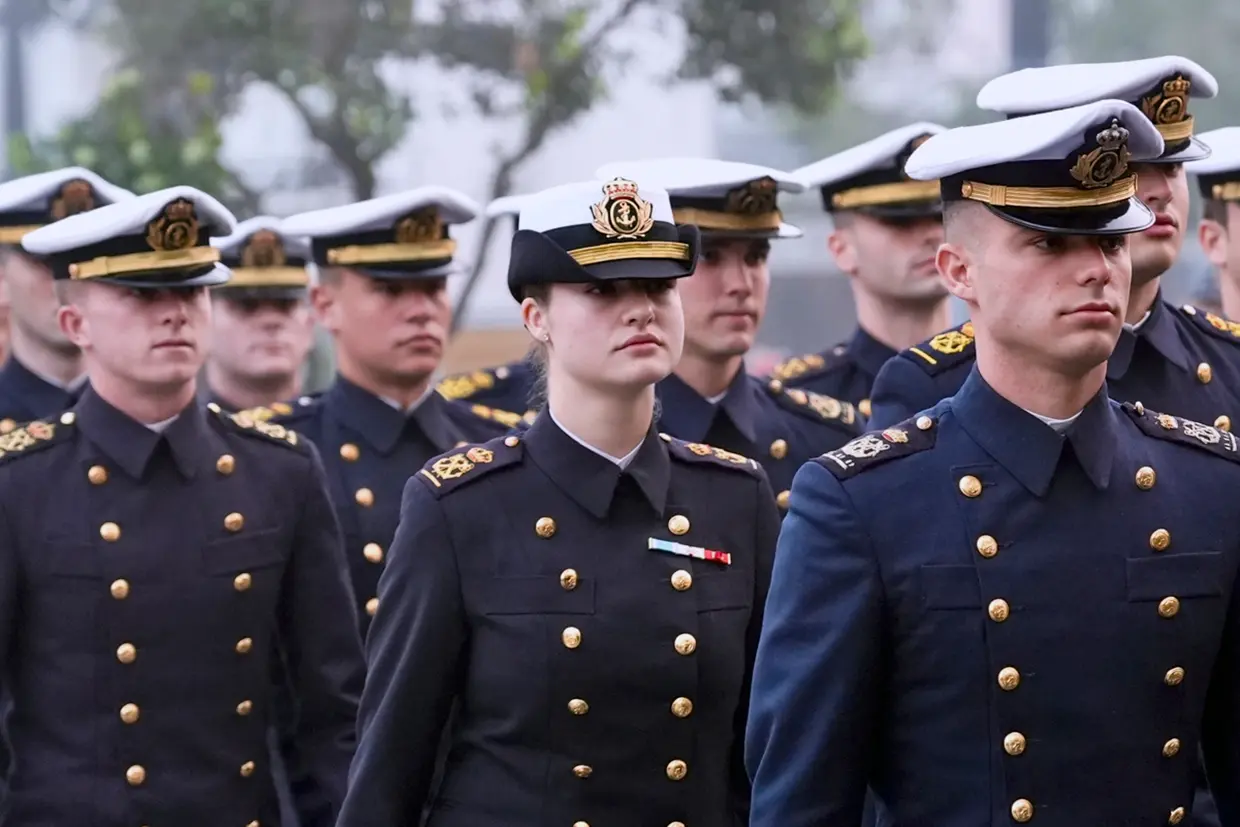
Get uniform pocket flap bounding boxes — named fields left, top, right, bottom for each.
left=1126, top=552, right=1223, bottom=601
left=920, top=563, right=982, bottom=609
left=694, top=571, right=752, bottom=611
left=480, top=575, right=596, bottom=615
left=202, top=529, right=287, bottom=575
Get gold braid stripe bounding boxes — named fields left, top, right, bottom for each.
left=0, top=225, right=44, bottom=244
left=1212, top=181, right=1240, bottom=202
left=672, top=207, right=783, bottom=232
left=568, top=241, right=691, bottom=267
left=223, top=266, right=310, bottom=287
left=960, top=176, right=1137, bottom=209
left=831, top=180, right=941, bottom=209
left=326, top=239, right=457, bottom=266
left=69, top=247, right=221, bottom=280
left=1156, top=116, right=1194, bottom=143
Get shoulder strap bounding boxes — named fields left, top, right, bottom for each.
left=662, top=433, right=764, bottom=476
left=0, top=416, right=72, bottom=465
left=765, top=381, right=859, bottom=429
left=770, top=348, right=844, bottom=383
left=813, top=415, right=938, bottom=480
left=414, top=437, right=524, bottom=497
left=1178, top=305, right=1240, bottom=348
left=898, top=321, right=977, bottom=376
left=1121, top=402, right=1240, bottom=462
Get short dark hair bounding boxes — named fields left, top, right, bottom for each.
left=1203, top=199, right=1230, bottom=227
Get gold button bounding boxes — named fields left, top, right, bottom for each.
left=1004, top=731, right=1026, bottom=756
left=224, top=512, right=245, bottom=532
left=235, top=637, right=254, bottom=654
left=1150, top=529, right=1171, bottom=552
left=671, top=697, right=693, bottom=718
left=60, top=411, right=75, bottom=425
left=363, top=543, right=384, bottom=564
left=1163, top=738, right=1181, bottom=758
left=1216, top=415, right=1232, bottom=432
left=668, top=515, right=690, bottom=535
left=562, top=627, right=582, bottom=649
left=1136, top=466, right=1156, bottom=490
left=916, top=415, right=934, bottom=431
left=88, top=464, right=108, bottom=485
left=340, top=443, right=359, bottom=461
left=666, top=759, right=687, bottom=781
left=976, top=535, right=998, bottom=558
left=366, top=597, right=379, bottom=616
left=110, top=579, right=130, bottom=600
left=247, top=822, right=260, bottom=827
left=126, top=765, right=146, bottom=786
left=572, top=764, right=592, bottom=778
left=567, top=698, right=589, bottom=715
left=670, top=570, right=692, bottom=591
left=237, top=700, right=253, bottom=716
left=234, top=572, right=253, bottom=592
left=116, top=643, right=137, bottom=664
left=1198, top=362, right=1213, bottom=383
left=997, top=667, right=1021, bottom=691
left=768, top=379, right=783, bottom=393
left=216, top=454, right=235, bottom=474
left=560, top=568, right=579, bottom=590
left=1170, top=806, right=1186, bottom=825
left=1165, top=666, right=1185, bottom=686
left=355, top=488, right=374, bottom=507
left=100, top=522, right=120, bottom=542
left=674, top=633, right=696, bottom=655
left=240, top=760, right=256, bottom=777
left=988, top=599, right=1010, bottom=623
left=207, top=403, right=221, bottom=413
left=0, top=419, right=13, bottom=434
left=1011, top=798, right=1033, bottom=823
left=119, top=703, right=140, bottom=724
left=535, top=517, right=556, bottom=538
left=769, top=439, right=788, bottom=459
left=504, top=435, right=520, bottom=447
left=1159, top=596, right=1180, bottom=618
left=958, top=475, right=982, bottom=498
left=573, top=823, right=589, bottom=827
left=859, top=399, right=872, bottom=418
left=776, top=490, right=791, bottom=509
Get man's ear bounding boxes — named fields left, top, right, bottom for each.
left=1200, top=219, right=1228, bottom=269
left=309, top=284, right=339, bottom=334
left=58, top=302, right=88, bottom=349
left=936, top=241, right=976, bottom=303
left=826, top=229, right=859, bottom=277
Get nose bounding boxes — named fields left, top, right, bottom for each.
left=1077, top=242, right=1116, bottom=288
left=718, top=255, right=755, bottom=297
left=623, top=292, right=656, bottom=326
left=1138, top=165, right=1173, bottom=208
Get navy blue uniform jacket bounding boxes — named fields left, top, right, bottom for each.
left=338, top=414, right=781, bottom=827
left=769, top=327, right=898, bottom=419
left=747, top=370, right=1240, bottom=826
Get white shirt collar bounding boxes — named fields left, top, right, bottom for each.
left=145, top=414, right=179, bottom=434
left=1022, top=407, right=1083, bottom=433
left=550, top=408, right=643, bottom=469
left=378, top=383, right=436, bottom=416
left=1124, top=310, right=1152, bottom=332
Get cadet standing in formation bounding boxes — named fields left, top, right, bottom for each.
left=436, top=195, right=540, bottom=417
left=1191, top=126, right=1240, bottom=319
left=252, top=188, right=516, bottom=631
left=3, top=186, right=363, bottom=826
left=204, top=216, right=316, bottom=412
left=770, top=123, right=953, bottom=417
left=0, top=168, right=133, bottom=426
left=340, top=177, right=780, bottom=826
left=748, top=98, right=1240, bottom=826
left=591, top=158, right=861, bottom=511
left=870, top=57, right=1240, bottom=437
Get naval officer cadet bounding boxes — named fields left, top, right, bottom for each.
left=204, top=216, right=316, bottom=412
left=748, top=98, right=1240, bottom=827
left=339, top=176, right=780, bottom=827
left=869, top=56, right=1240, bottom=439
left=770, top=124, right=951, bottom=417
left=5, top=186, right=363, bottom=827
left=255, top=187, right=516, bottom=633
left=594, top=158, right=861, bottom=512
left=436, top=193, right=540, bottom=416
left=1190, top=126, right=1240, bottom=319
left=0, top=167, right=133, bottom=427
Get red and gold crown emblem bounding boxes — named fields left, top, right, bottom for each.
left=590, top=177, right=654, bottom=240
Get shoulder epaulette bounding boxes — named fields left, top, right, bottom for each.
left=765, top=380, right=859, bottom=429
left=1178, top=305, right=1240, bottom=347
left=414, top=436, right=523, bottom=497
left=466, top=403, right=535, bottom=429
left=437, top=369, right=506, bottom=401
left=219, top=407, right=308, bottom=452
left=769, top=347, right=845, bottom=383
left=1121, top=402, right=1240, bottom=463
left=661, top=433, right=763, bottom=475
left=899, top=321, right=976, bottom=375
left=813, top=415, right=938, bottom=480
left=0, top=415, right=73, bottom=465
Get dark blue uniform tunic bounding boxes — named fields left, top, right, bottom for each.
left=769, top=326, right=898, bottom=419
left=0, top=357, right=81, bottom=429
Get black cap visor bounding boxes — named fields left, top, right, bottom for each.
left=987, top=197, right=1155, bottom=236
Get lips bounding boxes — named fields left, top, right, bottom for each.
left=154, top=339, right=193, bottom=348
left=620, top=333, right=661, bottom=350
left=1066, top=301, right=1115, bottom=315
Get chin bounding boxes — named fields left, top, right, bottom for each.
left=1131, top=244, right=1178, bottom=281
left=606, top=357, right=674, bottom=390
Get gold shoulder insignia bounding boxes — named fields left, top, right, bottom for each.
left=899, top=321, right=976, bottom=375
left=222, top=408, right=304, bottom=451
left=1181, top=305, right=1240, bottom=346
left=765, top=380, right=860, bottom=431
left=0, top=418, right=68, bottom=464
left=663, top=434, right=762, bottom=475
left=437, top=370, right=498, bottom=401
left=414, top=437, right=523, bottom=497
left=229, top=404, right=282, bottom=423
left=469, top=404, right=526, bottom=429
left=770, top=351, right=832, bottom=382
left=814, top=417, right=937, bottom=480
left=1121, top=402, right=1240, bottom=463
